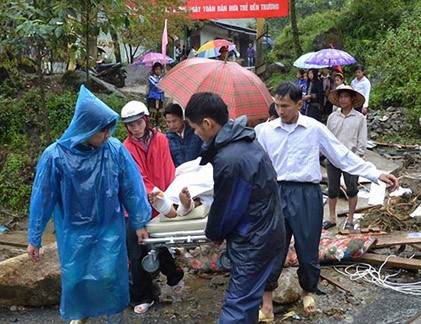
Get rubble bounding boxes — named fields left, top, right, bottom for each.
left=367, top=107, right=413, bottom=138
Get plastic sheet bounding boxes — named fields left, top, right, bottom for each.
left=28, top=85, right=151, bottom=320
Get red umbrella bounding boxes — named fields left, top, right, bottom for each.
left=158, top=58, right=272, bottom=126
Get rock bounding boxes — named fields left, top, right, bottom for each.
left=210, top=275, right=227, bottom=287
left=399, top=175, right=421, bottom=195
left=266, top=62, right=287, bottom=75
left=272, top=268, right=302, bottom=304
left=0, top=242, right=61, bottom=306
left=367, top=106, right=408, bottom=138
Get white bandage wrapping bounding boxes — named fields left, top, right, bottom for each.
left=151, top=187, right=173, bottom=216
left=176, top=198, right=195, bottom=216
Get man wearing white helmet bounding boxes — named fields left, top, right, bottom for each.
left=121, top=101, right=183, bottom=314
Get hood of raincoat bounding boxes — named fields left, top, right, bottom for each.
left=214, top=115, right=255, bottom=150
left=59, top=85, right=119, bottom=148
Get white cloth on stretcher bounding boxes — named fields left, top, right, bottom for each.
left=146, top=158, right=214, bottom=233
left=164, top=157, right=214, bottom=207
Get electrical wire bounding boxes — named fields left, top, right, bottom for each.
left=334, top=255, right=421, bottom=296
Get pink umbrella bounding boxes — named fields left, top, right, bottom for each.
left=131, top=52, right=175, bottom=67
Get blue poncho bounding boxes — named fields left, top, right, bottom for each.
left=28, top=85, right=152, bottom=320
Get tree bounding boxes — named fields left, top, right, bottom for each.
left=368, top=3, right=421, bottom=129
left=119, top=0, right=194, bottom=63
left=0, top=1, right=75, bottom=143
left=289, top=0, right=302, bottom=57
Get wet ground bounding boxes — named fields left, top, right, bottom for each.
left=0, top=266, right=420, bottom=324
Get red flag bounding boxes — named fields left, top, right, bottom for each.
left=162, top=19, right=168, bottom=65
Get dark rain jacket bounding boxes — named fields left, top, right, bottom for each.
left=166, top=122, right=203, bottom=167
left=200, top=116, right=285, bottom=265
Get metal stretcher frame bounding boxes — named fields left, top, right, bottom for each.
left=141, top=230, right=210, bottom=273
left=142, top=224, right=231, bottom=272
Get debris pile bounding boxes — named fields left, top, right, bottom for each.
left=360, top=195, right=421, bottom=232
left=367, top=107, right=410, bottom=138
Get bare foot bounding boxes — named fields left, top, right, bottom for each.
left=179, top=187, right=192, bottom=210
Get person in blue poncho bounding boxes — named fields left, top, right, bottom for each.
left=26, top=85, right=152, bottom=323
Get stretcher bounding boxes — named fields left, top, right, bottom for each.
left=142, top=205, right=231, bottom=272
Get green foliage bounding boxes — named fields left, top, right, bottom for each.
left=267, top=72, right=296, bottom=92
left=368, top=4, right=421, bottom=130
left=96, top=93, right=130, bottom=141
left=268, top=0, right=420, bottom=138
left=0, top=152, right=34, bottom=216
left=269, top=10, right=342, bottom=67
left=0, top=85, right=131, bottom=216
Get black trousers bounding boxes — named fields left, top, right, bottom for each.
left=126, top=220, right=184, bottom=305
left=306, top=104, right=322, bottom=122
left=265, top=182, right=323, bottom=293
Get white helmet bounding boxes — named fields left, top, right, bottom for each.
left=121, top=101, right=149, bottom=123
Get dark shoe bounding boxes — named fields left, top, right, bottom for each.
left=323, top=220, right=336, bottom=230
left=344, top=222, right=354, bottom=230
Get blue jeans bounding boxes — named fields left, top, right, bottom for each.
left=247, top=57, right=255, bottom=67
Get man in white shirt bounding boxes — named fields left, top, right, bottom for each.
left=324, top=86, right=367, bottom=231
left=257, top=82, right=398, bottom=319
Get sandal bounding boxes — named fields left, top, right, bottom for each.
left=171, top=280, right=184, bottom=294
left=303, top=295, right=317, bottom=314
left=322, top=220, right=336, bottom=230
left=344, top=222, right=354, bottom=230
left=258, top=309, right=275, bottom=322
left=134, top=300, right=155, bottom=314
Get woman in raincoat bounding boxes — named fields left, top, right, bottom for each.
left=27, top=85, right=152, bottom=323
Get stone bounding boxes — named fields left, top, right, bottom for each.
left=272, top=268, right=302, bottom=304
left=0, top=242, right=61, bottom=306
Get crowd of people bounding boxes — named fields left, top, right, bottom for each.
left=26, top=56, right=397, bottom=324
left=295, top=64, right=371, bottom=122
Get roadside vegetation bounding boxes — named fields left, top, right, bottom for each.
left=0, top=0, right=420, bottom=219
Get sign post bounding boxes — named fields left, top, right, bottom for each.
left=256, top=18, right=265, bottom=71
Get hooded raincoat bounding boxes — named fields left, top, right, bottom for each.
left=28, top=85, right=151, bottom=320
left=201, top=115, right=284, bottom=264
left=200, top=116, right=285, bottom=323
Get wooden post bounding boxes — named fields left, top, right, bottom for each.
left=255, top=18, right=265, bottom=72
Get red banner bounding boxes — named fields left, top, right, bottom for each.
left=187, top=0, right=289, bottom=19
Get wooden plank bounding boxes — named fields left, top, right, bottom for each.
left=372, top=233, right=421, bottom=248
left=320, top=270, right=352, bottom=293
left=358, top=253, right=421, bottom=271
left=0, top=231, right=56, bottom=248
